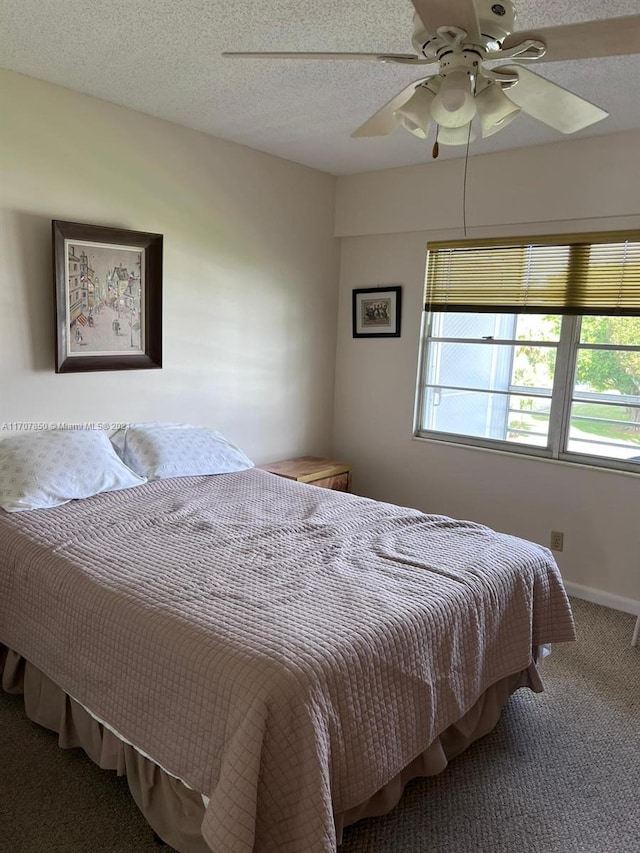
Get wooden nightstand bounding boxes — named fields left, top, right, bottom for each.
left=259, top=456, right=351, bottom=493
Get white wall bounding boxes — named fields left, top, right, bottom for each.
left=0, top=69, right=339, bottom=463
left=2, top=68, right=638, bottom=607
left=333, top=132, right=640, bottom=607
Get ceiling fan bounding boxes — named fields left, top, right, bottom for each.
left=223, top=0, right=640, bottom=155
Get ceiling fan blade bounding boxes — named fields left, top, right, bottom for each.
left=351, top=78, right=434, bottom=137
left=222, top=51, right=420, bottom=62
left=502, top=15, right=640, bottom=63
left=497, top=66, right=609, bottom=134
left=410, top=0, right=480, bottom=42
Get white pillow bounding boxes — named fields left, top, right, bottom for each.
left=110, top=423, right=254, bottom=480
left=0, top=429, right=146, bottom=512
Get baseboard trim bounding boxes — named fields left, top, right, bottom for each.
left=564, top=581, right=640, bottom=616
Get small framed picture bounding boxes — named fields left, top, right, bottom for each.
left=352, top=286, right=402, bottom=338
left=53, top=220, right=163, bottom=373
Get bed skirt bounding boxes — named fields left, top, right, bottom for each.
left=0, top=644, right=543, bottom=852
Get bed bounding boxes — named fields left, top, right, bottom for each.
left=0, top=464, right=575, bottom=853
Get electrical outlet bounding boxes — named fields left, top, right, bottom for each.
left=550, top=530, right=564, bottom=552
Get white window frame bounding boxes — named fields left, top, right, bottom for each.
left=414, top=311, right=640, bottom=475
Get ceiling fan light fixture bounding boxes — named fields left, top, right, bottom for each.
left=394, top=85, right=436, bottom=138
left=437, top=123, right=477, bottom=146
left=430, top=71, right=477, bottom=128
left=475, top=80, right=521, bottom=137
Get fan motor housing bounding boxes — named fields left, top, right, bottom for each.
left=413, top=0, right=516, bottom=55
left=480, top=1, right=516, bottom=41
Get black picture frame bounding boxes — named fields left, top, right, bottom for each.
left=53, top=220, right=163, bottom=373
left=352, top=285, right=402, bottom=338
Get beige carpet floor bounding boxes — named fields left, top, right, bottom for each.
left=0, top=598, right=638, bottom=852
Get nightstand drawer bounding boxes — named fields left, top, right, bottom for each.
left=312, top=472, right=350, bottom=492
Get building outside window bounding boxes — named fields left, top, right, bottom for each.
left=415, top=232, right=640, bottom=473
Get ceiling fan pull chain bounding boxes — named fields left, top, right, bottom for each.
left=432, top=127, right=440, bottom=159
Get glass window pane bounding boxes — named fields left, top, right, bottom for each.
left=579, top=316, right=640, bottom=347
left=427, top=342, right=511, bottom=391
left=512, top=346, right=556, bottom=391
left=426, top=342, right=555, bottom=392
left=507, top=397, right=550, bottom=447
left=515, top=314, right=561, bottom=342
left=566, top=401, right=640, bottom=460
left=422, top=388, right=550, bottom=447
left=432, top=312, right=517, bottom=340
left=574, top=349, right=640, bottom=402
left=431, top=312, right=562, bottom=342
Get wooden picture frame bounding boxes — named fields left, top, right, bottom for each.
left=53, top=220, right=163, bottom=373
left=352, top=285, right=402, bottom=338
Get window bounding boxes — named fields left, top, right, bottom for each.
left=415, top=232, right=640, bottom=473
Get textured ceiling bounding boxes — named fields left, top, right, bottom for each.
left=1, top=0, right=639, bottom=175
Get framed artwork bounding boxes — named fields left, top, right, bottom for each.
left=352, top=285, right=402, bottom=338
left=53, top=220, right=163, bottom=373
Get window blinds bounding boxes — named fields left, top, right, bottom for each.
left=424, top=231, right=640, bottom=315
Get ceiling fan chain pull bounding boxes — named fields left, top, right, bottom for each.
left=432, top=128, right=440, bottom=160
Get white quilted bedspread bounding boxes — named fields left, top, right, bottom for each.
left=0, top=469, right=575, bottom=852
